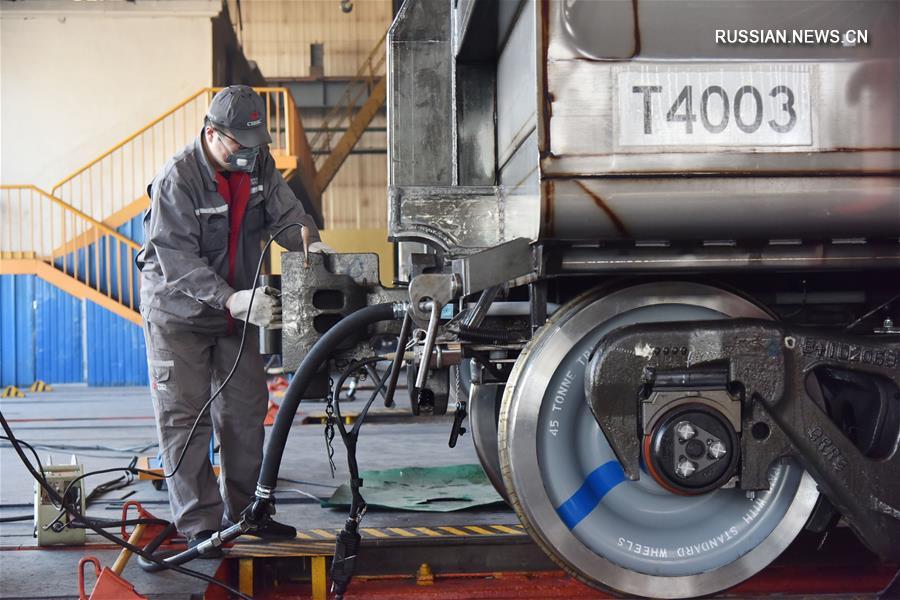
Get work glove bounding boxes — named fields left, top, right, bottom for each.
left=308, top=241, right=335, bottom=254
left=226, top=286, right=282, bottom=328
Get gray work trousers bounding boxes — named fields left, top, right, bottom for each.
left=143, top=321, right=268, bottom=537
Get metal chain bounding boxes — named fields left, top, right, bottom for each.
left=324, top=376, right=337, bottom=477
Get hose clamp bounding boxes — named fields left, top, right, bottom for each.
left=393, top=301, right=411, bottom=320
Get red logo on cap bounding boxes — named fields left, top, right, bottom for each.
left=250, top=111, right=259, bottom=120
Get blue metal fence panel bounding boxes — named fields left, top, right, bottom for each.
left=2, top=212, right=147, bottom=387
left=85, top=300, right=147, bottom=386
left=0, top=275, right=36, bottom=387
left=34, top=278, right=83, bottom=384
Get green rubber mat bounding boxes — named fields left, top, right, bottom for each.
left=322, top=464, right=505, bottom=512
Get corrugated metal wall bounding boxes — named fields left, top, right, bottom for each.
left=85, top=302, right=147, bottom=387
left=34, top=276, right=83, bottom=384
left=1, top=275, right=37, bottom=387
left=2, top=275, right=80, bottom=387
left=0, top=214, right=148, bottom=387
left=226, top=0, right=392, bottom=78
left=86, top=212, right=147, bottom=386
left=0, top=274, right=147, bottom=387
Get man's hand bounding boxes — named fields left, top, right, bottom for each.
left=308, top=241, right=335, bottom=254
left=226, top=286, right=282, bottom=327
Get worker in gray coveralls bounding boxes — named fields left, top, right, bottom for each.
left=137, top=86, right=331, bottom=555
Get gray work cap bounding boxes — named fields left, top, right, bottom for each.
left=206, top=85, right=272, bottom=148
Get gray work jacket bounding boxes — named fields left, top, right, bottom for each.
left=137, top=133, right=321, bottom=334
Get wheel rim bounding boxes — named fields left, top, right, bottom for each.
left=460, top=359, right=509, bottom=503
left=499, top=282, right=819, bottom=599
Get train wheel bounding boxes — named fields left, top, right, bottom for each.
left=466, top=365, right=509, bottom=503
left=499, top=282, right=818, bottom=598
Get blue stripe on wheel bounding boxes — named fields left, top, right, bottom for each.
left=556, top=460, right=627, bottom=529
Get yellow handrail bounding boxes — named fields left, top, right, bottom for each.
left=50, top=89, right=210, bottom=190
left=1, top=185, right=141, bottom=313
left=1, top=185, right=140, bottom=251
left=51, top=87, right=298, bottom=224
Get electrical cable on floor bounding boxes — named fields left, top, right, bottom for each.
left=85, top=471, right=135, bottom=504
left=0, top=441, right=159, bottom=454
left=2, top=224, right=306, bottom=532
left=0, top=224, right=312, bottom=598
left=0, top=410, right=252, bottom=600
left=0, top=435, right=47, bottom=491
left=0, top=514, right=31, bottom=523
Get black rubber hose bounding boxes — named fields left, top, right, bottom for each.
left=135, top=522, right=179, bottom=572
left=138, top=544, right=201, bottom=572
left=257, top=302, right=400, bottom=491
left=140, top=303, right=403, bottom=571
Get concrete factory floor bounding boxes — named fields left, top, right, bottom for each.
left=3, top=386, right=895, bottom=600
left=0, top=383, right=517, bottom=599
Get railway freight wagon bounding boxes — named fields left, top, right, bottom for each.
left=276, top=1, right=900, bottom=597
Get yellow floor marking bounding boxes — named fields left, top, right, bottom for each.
left=387, top=527, right=417, bottom=537
left=438, top=526, right=470, bottom=536
left=311, top=529, right=335, bottom=539
left=412, top=527, right=442, bottom=537
left=361, top=528, right=390, bottom=538
left=491, top=525, right=523, bottom=534
left=295, top=531, right=315, bottom=540
left=465, top=525, right=496, bottom=535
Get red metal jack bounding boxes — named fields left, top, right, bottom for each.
left=77, top=557, right=146, bottom=600
left=77, top=501, right=174, bottom=600
left=120, top=500, right=173, bottom=547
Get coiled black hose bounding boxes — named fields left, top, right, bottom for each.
left=138, top=302, right=403, bottom=572
left=258, top=302, right=400, bottom=491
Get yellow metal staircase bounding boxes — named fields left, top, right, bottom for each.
left=3, top=32, right=388, bottom=321
left=49, top=26, right=388, bottom=234
left=3, top=89, right=313, bottom=322
left=50, top=87, right=306, bottom=229
left=308, top=31, right=387, bottom=197
left=0, top=186, right=142, bottom=325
